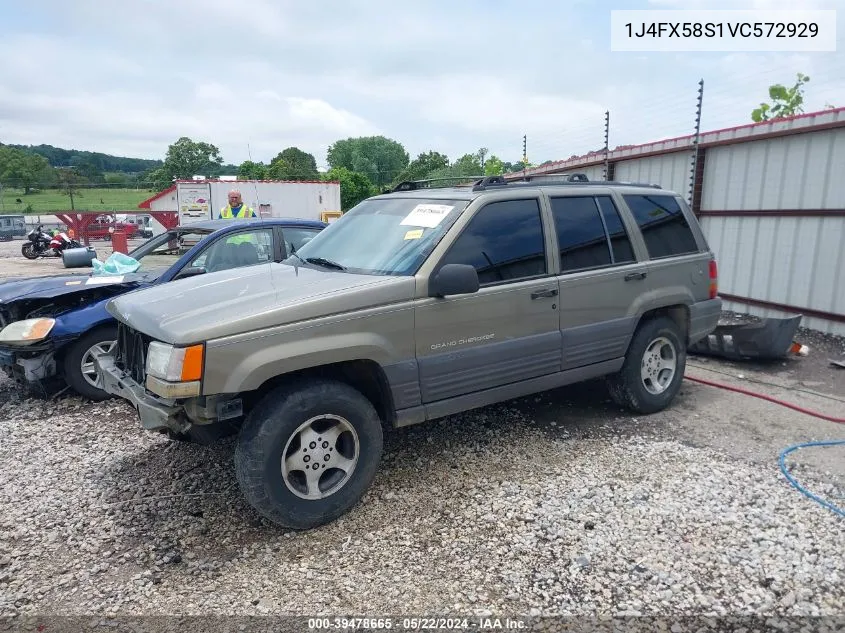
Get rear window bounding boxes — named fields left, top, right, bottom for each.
left=549, top=196, right=612, bottom=272
left=622, top=194, right=700, bottom=259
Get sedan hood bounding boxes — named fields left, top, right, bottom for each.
left=0, top=272, right=151, bottom=303
left=106, top=262, right=416, bottom=345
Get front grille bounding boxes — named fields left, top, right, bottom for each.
left=115, top=322, right=152, bottom=385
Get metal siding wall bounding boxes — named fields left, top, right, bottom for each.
left=702, top=129, right=845, bottom=210
left=695, top=127, right=845, bottom=335
left=614, top=153, right=689, bottom=194
left=581, top=164, right=607, bottom=181
left=703, top=215, right=845, bottom=336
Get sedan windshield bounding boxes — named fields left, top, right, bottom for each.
left=289, top=197, right=468, bottom=276
left=128, top=229, right=213, bottom=273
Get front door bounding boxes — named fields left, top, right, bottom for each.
left=548, top=194, right=650, bottom=370
left=414, top=197, right=561, bottom=404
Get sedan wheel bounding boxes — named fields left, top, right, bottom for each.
left=80, top=340, right=117, bottom=389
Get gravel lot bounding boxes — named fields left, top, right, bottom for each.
left=1, top=238, right=844, bottom=626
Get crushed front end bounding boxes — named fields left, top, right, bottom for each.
left=0, top=304, right=60, bottom=390
left=96, top=322, right=242, bottom=443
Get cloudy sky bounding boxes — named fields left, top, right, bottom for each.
left=0, top=0, right=842, bottom=169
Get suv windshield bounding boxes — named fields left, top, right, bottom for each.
left=289, top=197, right=468, bottom=276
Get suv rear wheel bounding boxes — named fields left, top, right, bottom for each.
left=235, top=379, right=383, bottom=529
left=606, top=316, right=686, bottom=414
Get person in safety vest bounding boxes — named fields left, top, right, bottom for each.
left=218, top=190, right=256, bottom=219
left=218, top=189, right=260, bottom=250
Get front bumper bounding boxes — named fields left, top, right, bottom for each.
left=0, top=344, right=56, bottom=383
left=95, top=352, right=188, bottom=433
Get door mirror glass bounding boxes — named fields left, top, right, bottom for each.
left=429, top=264, right=479, bottom=297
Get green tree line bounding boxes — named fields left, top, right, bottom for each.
left=0, top=135, right=535, bottom=212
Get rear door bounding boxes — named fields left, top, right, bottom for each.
left=548, top=193, right=649, bottom=370
left=617, top=192, right=712, bottom=302
left=414, top=196, right=561, bottom=403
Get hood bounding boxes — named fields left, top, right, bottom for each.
left=0, top=272, right=152, bottom=303
left=106, top=262, right=416, bottom=345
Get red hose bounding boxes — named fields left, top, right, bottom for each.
left=683, top=375, right=845, bottom=424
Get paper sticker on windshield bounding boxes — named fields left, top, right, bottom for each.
left=404, top=229, right=424, bottom=240
left=85, top=276, right=124, bottom=285
left=400, top=204, right=453, bottom=228
left=64, top=280, right=83, bottom=286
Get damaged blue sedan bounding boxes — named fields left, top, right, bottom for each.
left=0, top=217, right=325, bottom=399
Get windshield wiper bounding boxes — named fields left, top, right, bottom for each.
left=305, top=257, right=347, bottom=271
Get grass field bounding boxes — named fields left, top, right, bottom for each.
left=0, top=187, right=156, bottom=213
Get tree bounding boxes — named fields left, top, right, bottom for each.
left=57, top=169, right=86, bottom=211
left=158, top=136, right=224, bottom=187
left=72, top=158, right=105, bottom=185
left=483, top=155, right=505, bottom=176
left=322, top=167, right=376, bottom=211
left=104, top=172, right=129, bottom=187
left=0, top=147, right=56, bottom=193
left=326, top=136, right=409, bottom=188
left=391, top=151, right=450, bottom=185
left=267, top=147, right=319, bottom=180
left=752, top=73, right=810, bottom=122
left=238, top=160, right=268, bottom=180
left=426, top=149, right=486, bottom=183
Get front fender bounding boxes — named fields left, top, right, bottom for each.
left=51, top=298, right=116, bottom=339
left=202, top=307, right=415, bottom=394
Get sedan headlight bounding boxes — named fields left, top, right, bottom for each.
left=0, top=318, right=55, bottom=345
left=145, top=341, right=204, bottom=398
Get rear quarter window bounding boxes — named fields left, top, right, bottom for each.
left=622, top=194, right=700, bottom=259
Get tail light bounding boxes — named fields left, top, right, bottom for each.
left=708, top=259, right=718, bottom=299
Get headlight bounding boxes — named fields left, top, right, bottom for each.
left=146, top=341, right=204, bottom=382
left=0, top=318, right=55, bottom=344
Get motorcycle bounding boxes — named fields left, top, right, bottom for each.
left=21, top=225, right=82, bottom=259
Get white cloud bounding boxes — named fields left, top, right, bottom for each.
left=1, top=0, right=842, bottom=169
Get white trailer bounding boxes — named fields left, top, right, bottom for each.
left=174, top=179, right=341, bottom=226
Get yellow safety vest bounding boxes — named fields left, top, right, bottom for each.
left=219, top=204, right=256, bottom=219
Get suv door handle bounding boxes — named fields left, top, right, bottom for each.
left=530, top=288, right=559, bottom=299
left=624, top=272, right=647, bottom=281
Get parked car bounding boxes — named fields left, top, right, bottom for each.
left=86, top=214, right=141, bottom=241
left=95, top=175, right=722, bottom=529
left=0, top=217, right=325, bottom=399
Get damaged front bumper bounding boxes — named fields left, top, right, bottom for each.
left=688, top=314, right=803, bottom=360
left=0, top=343, right=57, bottom=384
left=94, top=352, right=188, bottom=433
left=94, top=352, right=244, bottom=439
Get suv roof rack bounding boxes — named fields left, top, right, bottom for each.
left=390, top=176, right=485, bottom=192
left=388, top=173, right=662, bottom=193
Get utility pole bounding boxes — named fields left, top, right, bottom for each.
left=522, top=135, right=527, bottom=178
left=603, top=110, right=610, bottom=181
left=689, top=79, right=704, bottom=206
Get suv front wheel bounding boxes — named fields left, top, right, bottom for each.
left=606, top=316, right=686, bottom=414
left=235, top=379, right=384, bottom=529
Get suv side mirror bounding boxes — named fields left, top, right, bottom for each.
left=175, top=266, right=207, bottom=280
left=429, top=264, right=479, bottom=298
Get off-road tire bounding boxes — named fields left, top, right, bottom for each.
left=235, top=379, right=383, bottom=530
left=62, top=326, right=118, bottom=401
left=606, top=316, right=686, bottom=414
